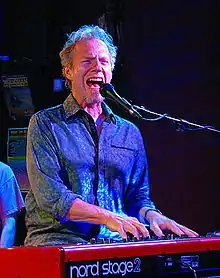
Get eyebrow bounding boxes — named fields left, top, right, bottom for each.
left=82, top=56, right=94, bottom=59
left=82, top=54, right=109, bottom=59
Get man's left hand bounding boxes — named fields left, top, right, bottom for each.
left=146, top=211, right=199, bottom=238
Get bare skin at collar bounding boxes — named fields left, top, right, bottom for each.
left=83, top=103, right=102, bottom=122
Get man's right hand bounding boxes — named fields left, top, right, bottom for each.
left=103, top=212, right=150, bottom=239
left=68, top=198, right=149, bottom=239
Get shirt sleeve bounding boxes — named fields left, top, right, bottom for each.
left=27, top=113, right=82, bottom=220
left=0, top=174, right=25, bottom=221
left=124, top=126, right=156, bottom=218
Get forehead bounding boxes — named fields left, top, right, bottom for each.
left=74, top=38, right=110, bottom=57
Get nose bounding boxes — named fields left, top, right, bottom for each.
left=92, top=57, right=102, bottom=71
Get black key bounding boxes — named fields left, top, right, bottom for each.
left=104, top=238, right=113, bottom=244
left=97, top=238, right=105, bottom=244
left=180, top=234, right=189, bottom=239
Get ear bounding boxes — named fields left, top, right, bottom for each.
left=64, top=67, right=73, bottom=80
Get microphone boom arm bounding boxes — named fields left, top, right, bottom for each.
left=100, top=83, right=220, bottom=133
left=133, top=105, right=220, bottom=133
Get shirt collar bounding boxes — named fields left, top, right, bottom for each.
left=101, top=102, right=116, bottom=124
left=63, top=93, right=82, bottom=118
left=63, top=93, right=116, bottom=124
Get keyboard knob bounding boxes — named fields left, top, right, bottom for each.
left=90, top=238, right=96, bottom=244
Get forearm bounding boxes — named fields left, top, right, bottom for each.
left=67, top=199, right=150, bottom=239
left=0, top=217, right=16, bottom=248
left=67, top=198, right=112, bottom=225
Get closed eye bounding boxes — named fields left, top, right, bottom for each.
left=81, top=60, right=92, bottom=65
left=100, top=59, right=109, bottom=65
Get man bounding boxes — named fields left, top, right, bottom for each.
left=0, top=161, right=25, bottom=247
left=24, top=25, right=198, bottom=246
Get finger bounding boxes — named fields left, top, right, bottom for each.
left=117, top=224, right=128, bottom=239
left=164, top=220, right=198, bottom=237
left=128, top=218, right=150, bottom=238
left=150, top=222, right=165, bottom=238
left=177, top=224, right=199, bottom=237
left=134, top=222, right=150, bottom=238
left=124, top=223, right=141, bottom=239
left=163, top=220, right=189, bottom=237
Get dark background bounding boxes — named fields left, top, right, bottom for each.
left=0, top=0, right=219, bottom=238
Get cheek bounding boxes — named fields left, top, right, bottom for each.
left=72, top=67, right=85, bottom=83
left=106, top=70, right=112, bottom=83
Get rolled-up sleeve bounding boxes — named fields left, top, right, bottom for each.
left=27, top=113, right=81, bottom=219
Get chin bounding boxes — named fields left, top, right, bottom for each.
left=85, top=91, right=104, bottom=104
left=84, top=96, right=104, bottom=105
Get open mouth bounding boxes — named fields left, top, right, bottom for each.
left=86, top=77, right=103, bottom=88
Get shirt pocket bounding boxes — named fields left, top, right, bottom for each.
left=108, top=142, right=137, bottom=177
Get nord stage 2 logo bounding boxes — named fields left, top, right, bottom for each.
left=66, top=257, right=142, bottom=277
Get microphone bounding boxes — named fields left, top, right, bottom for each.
left=100, top=83, right=142, bottom=119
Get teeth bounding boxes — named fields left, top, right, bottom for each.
left=87, top=77, right=103, bottom=82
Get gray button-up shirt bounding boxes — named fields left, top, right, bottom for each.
left=25, top=94, right=155, bottom=246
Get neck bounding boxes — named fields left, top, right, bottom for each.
left=72, top=92, right=103, bottom=122
left=84, top=103, right=102, bottom=122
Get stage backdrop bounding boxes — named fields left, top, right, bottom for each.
left=113, top=0, right=220, bottom=235
left=1, top=0, right=219, bottom=236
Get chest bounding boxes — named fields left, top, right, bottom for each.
left=53, top=120, right=137, bottom=175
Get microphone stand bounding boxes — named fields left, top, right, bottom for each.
left=132, top=105, right=220, bottom=133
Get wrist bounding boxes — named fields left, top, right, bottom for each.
left=144, top=208, right=162, bottom=221
left=99, top=209, right=114, bottom=225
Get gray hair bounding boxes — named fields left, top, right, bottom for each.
left=59, top=25, right=118, bottom=88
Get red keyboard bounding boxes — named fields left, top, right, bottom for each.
left=1, top=236, right=220, bottom=277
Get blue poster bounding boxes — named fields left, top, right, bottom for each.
left=7, top=128, right=29, bottom=192
left=2, top=74, right=35, bottom=120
